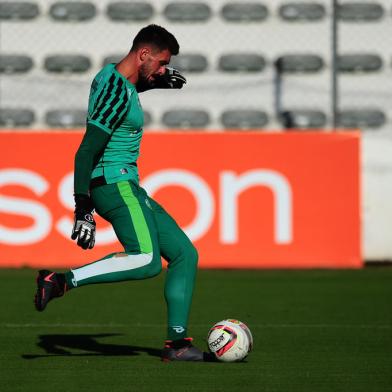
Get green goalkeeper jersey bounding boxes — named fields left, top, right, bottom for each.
left=87, top=63, right=144, bottom=185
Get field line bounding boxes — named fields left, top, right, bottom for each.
left=2, top=323, right=391, bottom=329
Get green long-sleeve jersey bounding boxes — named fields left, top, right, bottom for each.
left=88, top=63, right=144, bottom=181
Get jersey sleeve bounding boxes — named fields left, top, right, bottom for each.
left=87, top=73, right=129, bottom=134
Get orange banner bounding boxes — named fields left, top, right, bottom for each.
left=0, top=131, right=361, bottom=268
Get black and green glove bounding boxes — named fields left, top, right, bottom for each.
left=71, top=194, right=96, bottom=250
left=137, top=67, right=187, bottom=92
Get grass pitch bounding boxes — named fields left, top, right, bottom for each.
left=0, top=268, right=391, bottom=392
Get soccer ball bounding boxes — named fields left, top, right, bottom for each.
left=207, top=319, right=253, bottom=362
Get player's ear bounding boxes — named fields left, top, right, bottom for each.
left=139, top=47, right=150, bottom=62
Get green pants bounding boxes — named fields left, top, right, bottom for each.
left=70, top=180, right=198, bottom=340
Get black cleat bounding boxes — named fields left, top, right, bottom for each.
left=162, top=338, right=206, bottom=362
left=34, top=270, right=66, bottom=312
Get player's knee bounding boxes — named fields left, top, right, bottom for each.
left=144, top=252, right=162, bottom=278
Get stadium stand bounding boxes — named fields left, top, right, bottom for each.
left=143, top=110, right=153, bottom=127
left=0, top=1, right=40, bottom=20
left=0, top=0, right=390, bottom=131
left=163, top=2, right=212, bottom=22
left=44, top=55, right=92, bottom=72
left=49, top=1, right=96, bottom=21
left=338, top=109, right=386, bottom=129
left=45, top=109, right=87, bottom=127
left=221, top=2, right=269, bottom=22
left=0, top=108, right=35, bottom=126
left=275, top=54, right=324, bottom=73
left=106, top=2, right=154, bottom=21
left=218, top=54, right=266, bottom=72
left=337, top=54, right=383, bottom=73
left=102, top=54, right=124, bottom=67
left=162, top=109, right=210, bottom=128
left=0, top=55, right=34, bottom=73
left=221, top=109, right=269, bottom=129
left=280, top=109, right=327, bottom=129
left=278, top=3, right=326, bottom=22
left=337, top=2, right=384, bottom=22
left=169, top=54, right=208, bottom=73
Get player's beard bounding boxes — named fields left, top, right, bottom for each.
left=138, top=63, right=155, bottom=87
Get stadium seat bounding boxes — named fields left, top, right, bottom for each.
left=338, top=2, right=384, bottom=22
left=44, top=55, right=92, bottom=73
left=0, top=1, right=39, bottom=20
left=169, top=54, right=208, bottom=73
left=143, top=110, right=152, bottom=127
left=0, top=55, right=33, bottom=73
left=218, top=54, right=266, bottom=72
left=221, top=110, right=268, bottom=129
left=45, top=109, right=87, bottom=127
left=107, top=2, right=153, bottom=21
left=338, top=109, right=386, bottom=129
left=337, top=54, right=383, bottom=73
left=279, top=2, right=326, bottom=22
left=221, top=2, right=269, bottom=22
left=280, top=110, right=327, bottom=128
left=162, top=109, right=210, bottom=128
left=0, top=108, right=35, bottom=127
left=102, top=54, right=124, bottom=67
left=49, top=1, right=96, bottom=21
left=275, top=54, right=324, bottom=73
left=164, top=2, right=211, bottom=22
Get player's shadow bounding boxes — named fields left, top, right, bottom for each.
left=21, top=333, right=162, bottom=359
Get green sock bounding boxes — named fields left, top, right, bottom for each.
left=167, top=326, right=187, bottom=340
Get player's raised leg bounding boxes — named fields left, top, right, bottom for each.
left=34, top=180, right=162, bottom=310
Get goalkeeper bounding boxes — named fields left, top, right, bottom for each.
left=34, top=24, right=205, bottom=362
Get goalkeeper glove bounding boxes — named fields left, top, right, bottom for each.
left=71, top=194, right=96, bottom=250
left=136, top=67, right=187, bottom=92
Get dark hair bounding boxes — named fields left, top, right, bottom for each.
left=131, top=24, right=179, bottom=55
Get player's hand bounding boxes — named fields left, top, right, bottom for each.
left=155, top=67, right=187, bottom=89
left=136, top=67, right=187, bottom=92
left=71, top=194, right=96, bottom=250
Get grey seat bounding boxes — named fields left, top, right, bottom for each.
left=164, top=2, right=211, bottom=22
left=338, top=54, right=382, bottom=73
left=44, top=55, right=91, bottom=72
left=162, top=109, right=210, bottom=128
left=0, top=55, right=33, bottom=73
left=143, top=110, right=152, bottom=127
left=275, top=54, right=324, bottom=73
left=280, top=110, right=327, bottom=128
left=338, top=109, right=386, bottom=129
left=45, top=109, right=87, bottom=127
left=0, top=108, right=35, bottom=127
left=338, top=3, right=384, bottom=22
left=219, top=53, right=266, bottom=72
left=0, top=1, right=39, bottom=20
left=169, top=54, right=208, bottom=73
left=279, top=2, right=326, bottom=21
left=102, top=54, right=123, bottom=67
left=221, top=3, right=269, bottom=22
left=221, top=110, right=268, bottom=129
left=107, top=2, right=153, bottom=21
left=49, top=1, right=96, bottom=21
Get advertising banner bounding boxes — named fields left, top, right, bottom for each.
left=0, top=131, right=361, bottom=268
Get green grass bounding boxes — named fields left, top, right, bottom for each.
left=0, top=268, right=391, bottom=392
